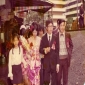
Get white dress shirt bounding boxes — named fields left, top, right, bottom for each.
left=8, top=46, right=26, bottom=77
left=47, top=33, right=52, bottom=42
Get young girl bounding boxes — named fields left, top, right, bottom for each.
left=8, top=33, right=26, bottom=85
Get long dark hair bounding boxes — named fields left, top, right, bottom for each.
left=12, top=33, right=20, bottom=54
left=30, top=22, right=38, bottom=36
left=12, top=33, right=19, bottom=41
left=12, top=33, right=19, bottom=47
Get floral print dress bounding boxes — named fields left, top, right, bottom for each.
left=27, top=36, right=41, bottom=85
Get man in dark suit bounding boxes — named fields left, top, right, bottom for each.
left=79, top=4, right=84, bottom=28
left=56, top=19, right=73, bottom=85
left=39, top=20, right=59, bottom=85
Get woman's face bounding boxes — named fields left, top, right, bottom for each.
left=39, top=30, right=44, bottom=36
left=32, top=30, right=37, bottom=37
left=13, top=37, right=19, bottom=47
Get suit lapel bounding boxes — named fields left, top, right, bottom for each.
left=65, top=32, right=68, bottom=48
left=46, top=33, right=54, bottom=47
left=45, top=33, right=50, bottom=47
left=50, top=34, right=54, bottom=46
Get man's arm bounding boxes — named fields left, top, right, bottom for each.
left=69, top=34, right=73, bottom=52
left=39, top=37, right=45, bottom=55
left=55, top=36, right=59, bottom=65
left=55, top=36, right=60, bottom=73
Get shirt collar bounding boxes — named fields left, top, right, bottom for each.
left=59, top=31, right=65, bottom=36
left=47, top=33, right=52, bottom=37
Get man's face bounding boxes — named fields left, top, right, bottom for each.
left=47, top=23, right=53, bottom=34
left=81, top=4, right=83, bottom=8
left=59, top=22, right=65, bottom=33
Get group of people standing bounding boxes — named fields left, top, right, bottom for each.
left=8, top=19, right=73, bottom=85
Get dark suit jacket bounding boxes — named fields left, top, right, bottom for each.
left=79, top=7, right=84, bottom=19
left=56, top=32, right=73, bottom=67
left=39, top=33, right=59, bottom=70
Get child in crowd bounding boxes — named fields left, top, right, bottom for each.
left=8, top=33, right=26, bottom=85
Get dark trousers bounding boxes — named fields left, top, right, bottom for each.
left=57, top=58, right=68, bottom=85
left=40, top=58, right=44, bottom=85
left=43, top=68, right=57, bottom=85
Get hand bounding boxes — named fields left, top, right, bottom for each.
left=56, top=64, right=59, bottom=73
left=44, top=47, right=50, bottom=54
left=45, top=47, right=50, bottom=53
left=10, top=76, right=13, bottom=80
left=44, top=48, right=47, bottom=54
left=82, top=14, right=84, bottom=17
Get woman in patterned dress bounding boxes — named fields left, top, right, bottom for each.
left=27, top=24, right=41, bottom=85
left=19, top=25, right=31, bottom=85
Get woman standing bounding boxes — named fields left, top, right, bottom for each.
left=27, top=24, right=41, bottom=85
left=19, top=25, right=31, bottom=85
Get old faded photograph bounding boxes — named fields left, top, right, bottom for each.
left=0, top=0, right=85, bottom=85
